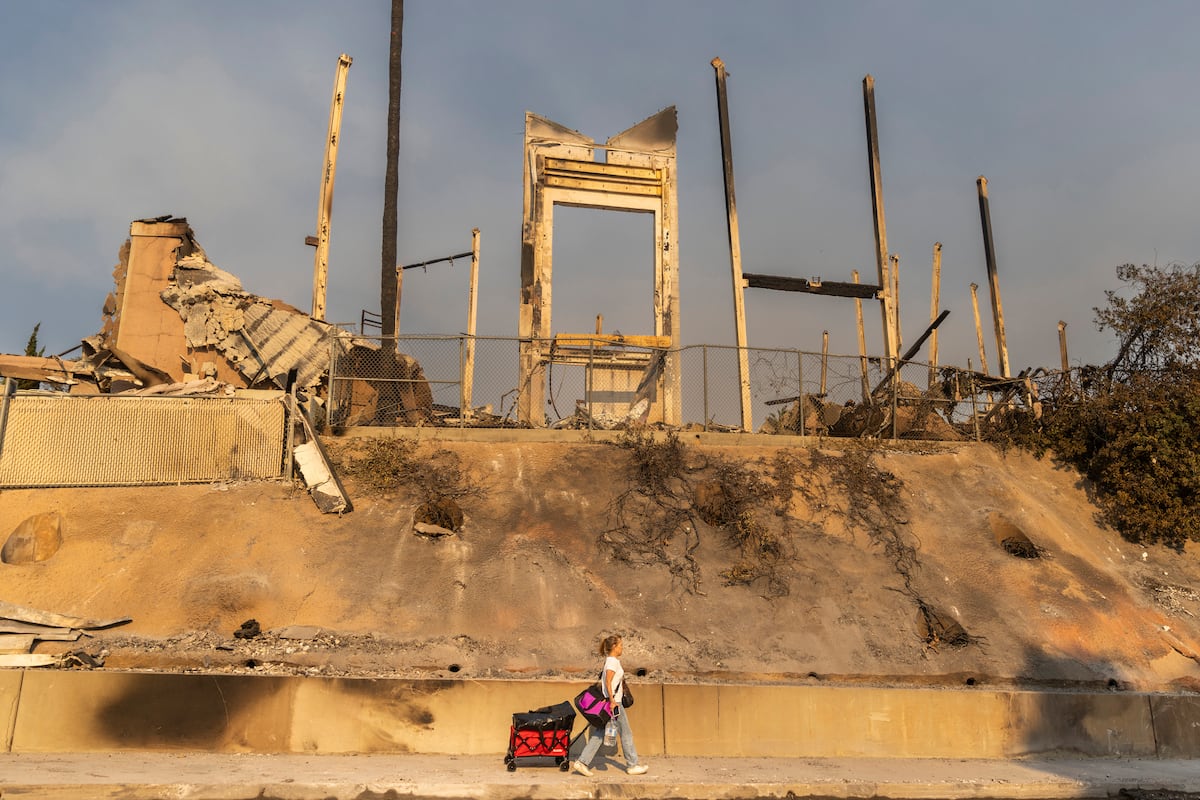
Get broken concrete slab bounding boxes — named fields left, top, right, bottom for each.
left=274, top=625, right=326, bottom=641
left=292, top=402, right=351, bottom=514
left=1, top=511, right=63, bottom=564
left=294, top=443, right=349, bottom=514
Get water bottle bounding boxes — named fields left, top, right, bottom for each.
left=603, top=717, right=617, bottom=746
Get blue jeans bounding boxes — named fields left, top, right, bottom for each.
left=577, top=706, right=639, bottom=768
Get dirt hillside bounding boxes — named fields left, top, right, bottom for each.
left=3, top=435, right=1200, bottom=693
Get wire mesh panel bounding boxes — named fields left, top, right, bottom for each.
left=0, top=394, right=286, bottom=487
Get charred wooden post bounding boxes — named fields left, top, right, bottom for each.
left=853, top=270, right=870, bottom=402
left=310, top=53, right=353, bottom=321
left=0, top=377, right=12, bottom=457
left=1058, top=320, right=1069, bottom=373
left=461, top=227, right=481, bottom=417
left=976, top=176, right=1011, bottom=377
left=871, top=309, right=950, bottom=396
left=742, top=274, right=879, bottom=298
left=970, top=282, right=990, bottom=376
left=863, top=75, right=898, bottom=363
left=712, top=57, right=753, bottom=431
left=928, top=242, right=942, bottom=387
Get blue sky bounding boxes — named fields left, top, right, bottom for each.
left=2, top=0, right=1199, bottom=372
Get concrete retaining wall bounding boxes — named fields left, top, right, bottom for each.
left=2, top=670, right=1193, bottom=758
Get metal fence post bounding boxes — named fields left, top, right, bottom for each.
left=327, top=329, right=338, bottom=427
left=891, top=358, right=899, bottom=440
left=587, top=341, right=594, bottom=432
left=702, top=345, right=709, bottom=432
left=458, top=335, right=466, bottom=428
left=796, top=349, right=805, bottom=437
left=0, top=377, right=13, bottom=458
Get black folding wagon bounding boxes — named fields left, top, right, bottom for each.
left=503, top=700, right=577, bottom=771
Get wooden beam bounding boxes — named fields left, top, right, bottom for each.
left=461, top=228, right=480, bottom=417
left=853, top=271, right=870, bottom=402
left=542, top=175, right=663, bottom=197
left=311, top=53, right=353, bottom=321
left=928, top=242, right=943, bottom=387
left=553, top=333, right=672, bottom=350
left=970, top=282, right=990, bottom=377
left=976, top=176, right=1011, bottom=377
left=871, top=309, right=951, bottom=396
left=712, top=57, right=752, bottom=432
left=542, top=158, right=661, bottom=182
left=863, top=75, right=898, bottom=362
left=743, top=273, right=881, bottom=298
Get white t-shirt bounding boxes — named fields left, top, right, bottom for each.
left=603, top=655, right=625, bottom=706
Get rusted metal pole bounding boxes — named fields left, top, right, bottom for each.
left=890, top=253, right=902, bottom=351
left=853, top=270, right=870, bottom=402
left=712, top=57, right=753, bottom=432
left=460, top=227, right=480, bottom=417
left=863, top=75, right=898, bottom=363
left=976, top=176, right=1011, bottom=377
left=928, top=242, right=942, bottom=387
left=970, top=282, right=990, bottom=376
left=311, top=53, right=352, bottom=321
left=820, top=330, right=829, bottom=396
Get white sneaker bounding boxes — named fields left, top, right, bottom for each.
left=627, top=764, right=648, bottom=775
left=572, top=761, right=593, bottom=777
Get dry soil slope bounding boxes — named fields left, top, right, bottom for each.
left=2, top=437, right=1199, bottom=691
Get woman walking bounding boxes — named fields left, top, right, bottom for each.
left=573, top=634, right=648, bottom=776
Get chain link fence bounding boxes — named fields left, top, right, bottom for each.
left=326, top=332, right=1056, bottom=441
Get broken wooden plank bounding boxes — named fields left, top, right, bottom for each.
left=0, top=621, right=74, bottom=636
left=0, top=634, right=34, bottom=654
left=0, top=600, right=130, bottom=630
left=0, top=654, right=58, bottom=668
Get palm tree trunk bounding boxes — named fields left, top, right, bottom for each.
left=380, top=0, right=403, bottom=345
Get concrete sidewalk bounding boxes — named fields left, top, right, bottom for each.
left=3, top=753, right=1200, bottom=800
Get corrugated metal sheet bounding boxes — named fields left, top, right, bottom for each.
left=236, top=303, right=339, bottom=390
left=163, top=255, right=348, bottom=390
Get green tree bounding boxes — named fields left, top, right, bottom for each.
left=1035, top=263, right=1200, bottom=550
left=17, top=322, right=45, bottom=390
